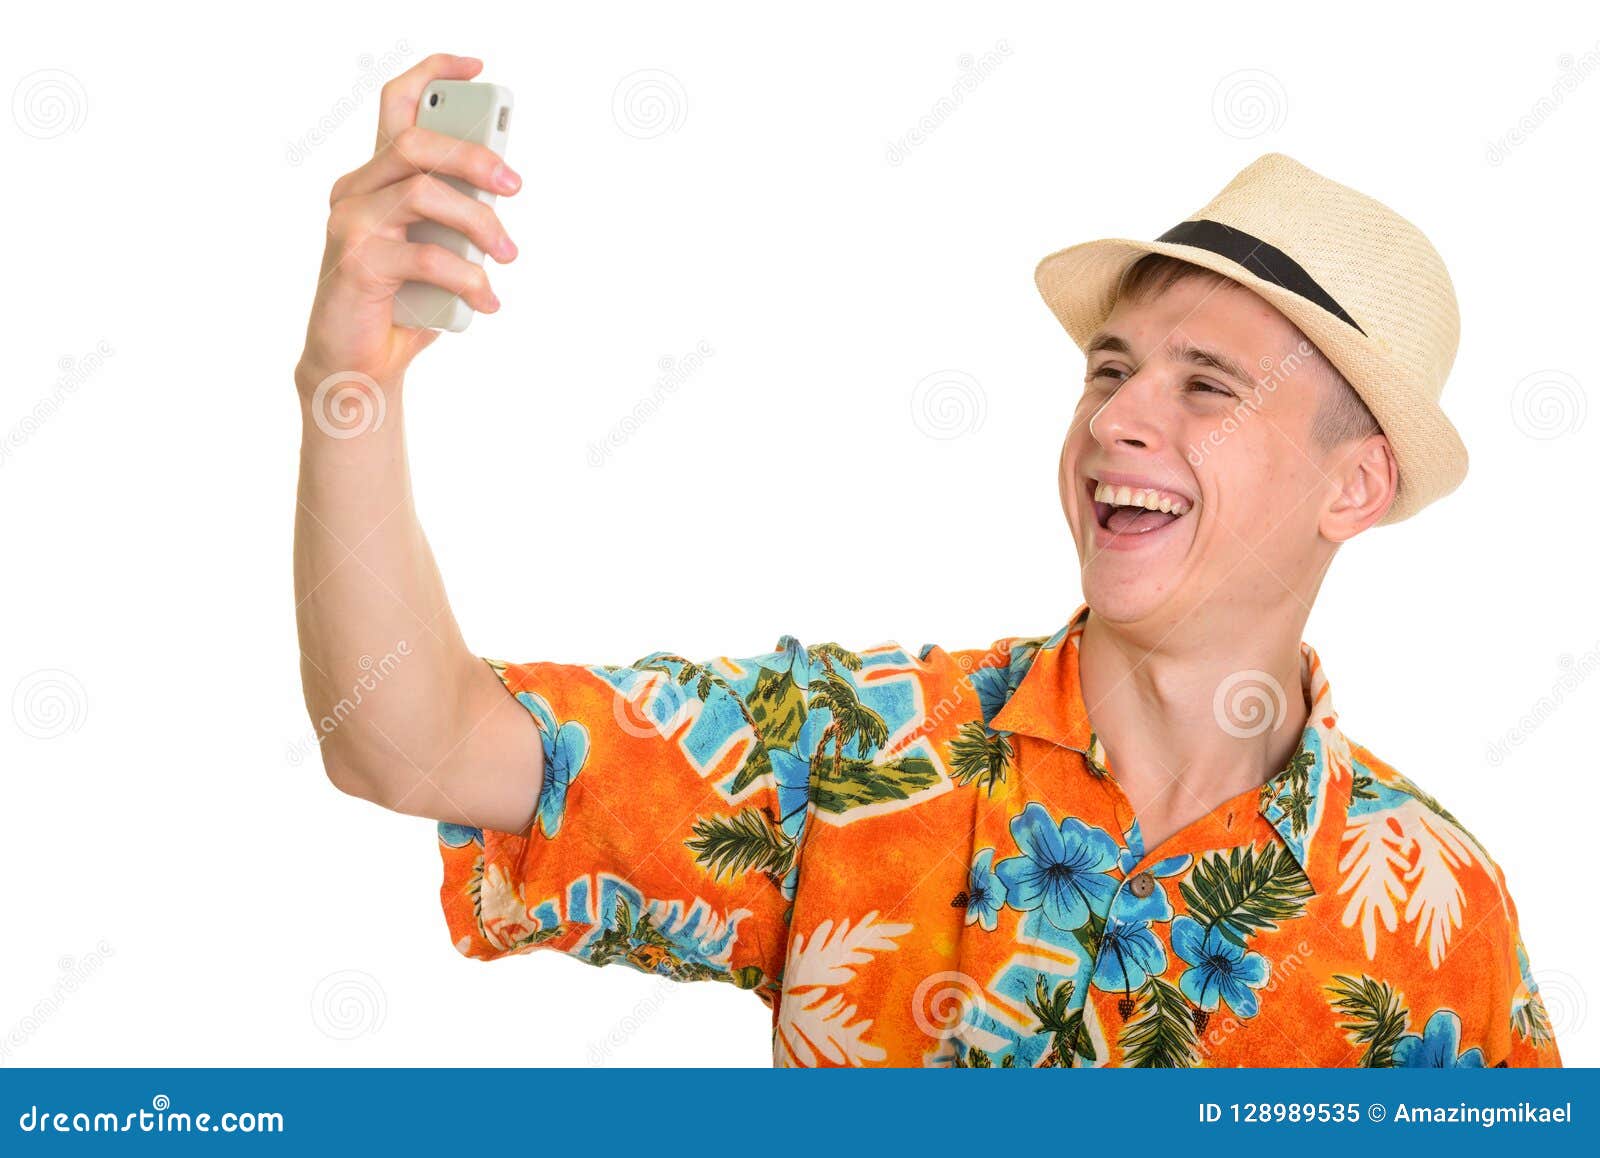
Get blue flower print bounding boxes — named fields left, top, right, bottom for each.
left=1393, top=1009, right=1486, bottom=1068
left=965, top=848, right=1005, bottom=931
left=995, top=804, right=1120, bottom=931
left=1114, top=848, right=1193, bottom=924
left=437, top=822, right=483, bottom=848
left=1091, top=918, right=1168, bottom=994
left=1171, top=916, right=1271, bottom=1018
left=775, top=634, right=812, bottom=692
left=968, top=665, right=1012, bottom=734
left=767, top=746, right=812, bottom=838
left=519, top=691, right=591, bottom=839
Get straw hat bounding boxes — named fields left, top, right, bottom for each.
left=1033, top=152, right=1466, bottom=524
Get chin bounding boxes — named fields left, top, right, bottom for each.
left=1079, top=569, right=1169, bottom=626
left=1073, top=520, right=1198, bottom=629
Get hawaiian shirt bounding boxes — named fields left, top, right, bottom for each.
left=436, top=605, right=1562, bottom=1068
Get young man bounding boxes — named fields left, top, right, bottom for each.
left=294, top=54, right=1560, bottom=1067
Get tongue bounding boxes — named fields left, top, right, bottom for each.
left=1106, top=506, right=1179, bottom=535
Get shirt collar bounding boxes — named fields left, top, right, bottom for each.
left=985, top=603, right=1355, bottom=890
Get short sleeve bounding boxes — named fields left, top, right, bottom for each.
left=1497, top=874, right=1563, bottom=1067
left=437, top=637, right=818, bottom=1005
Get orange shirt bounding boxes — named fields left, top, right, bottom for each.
left=437, top=605, right=1561, bottom=1068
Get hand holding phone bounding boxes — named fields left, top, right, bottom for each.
left=295, top=54, right=520, bottom=398
left=393, top=80, right=515, bottom=332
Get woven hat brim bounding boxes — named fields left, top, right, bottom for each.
left=1034, top=236, right=1468, bottom=525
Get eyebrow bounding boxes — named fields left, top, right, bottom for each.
left=1085, top=331, right=1258, bottom=391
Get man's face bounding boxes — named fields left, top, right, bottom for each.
left=1059, top=275, right=1341, bottom=628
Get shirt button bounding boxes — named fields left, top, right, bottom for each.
left=1127, top=870, right=1155, bottom=898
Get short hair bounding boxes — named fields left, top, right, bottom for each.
left=1113, top=252, right=1381, bottom=450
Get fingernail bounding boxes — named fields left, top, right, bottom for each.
left=493, top=164, right=521, bottom=193
left=496, top=235, right=517, bottom=261
left=487, top=292, right=501, bottom=311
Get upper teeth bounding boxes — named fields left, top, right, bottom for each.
left=1094, top=481, right=1189, bottom=516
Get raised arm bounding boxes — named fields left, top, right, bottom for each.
left=292, top=52, right=542, bottom=833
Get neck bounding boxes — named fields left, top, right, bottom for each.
left=1077, top=598, right=1312, bottom=845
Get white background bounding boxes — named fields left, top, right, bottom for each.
left=2, top=0, right=1596, bottom=1067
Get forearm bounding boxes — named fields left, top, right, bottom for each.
left=293, top=379, right=481, bottom=813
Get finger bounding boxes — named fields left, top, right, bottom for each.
left=340, top=174, right=515, bottom=262
left=357, top=237, right=500, bottom=315
left=333, top=125, right=520, bottom=204
left=375, top=53, right=484, bottom=147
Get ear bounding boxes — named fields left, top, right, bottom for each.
left=1320, top=434, right=1397, bottom=542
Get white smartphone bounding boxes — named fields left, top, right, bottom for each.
left=392, top=79, right=514, bottom=333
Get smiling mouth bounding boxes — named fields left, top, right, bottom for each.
left=1087, top=478, right=1193, bottom=536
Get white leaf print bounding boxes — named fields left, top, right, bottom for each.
left=777, top=988, right=886, bottom=1067
left=478, top=861, right=535, bottom=952
left=1337, top=797, right=1482, bottom=968
left=776, top=910, right=913, bottom=1067
left=784, top=911, right=913, bottom=990
left=1404, top=810, right=1473, bottom=968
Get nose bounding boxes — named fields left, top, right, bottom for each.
left=1088, top=369, right=1165, bottom=452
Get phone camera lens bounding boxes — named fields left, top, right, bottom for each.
left=428, top=92, right=440, bottom=107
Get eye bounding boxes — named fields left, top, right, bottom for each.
left=1187, top=379, right=1235, bottom=398
left=1087, top=365, right=1126, bottom=384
